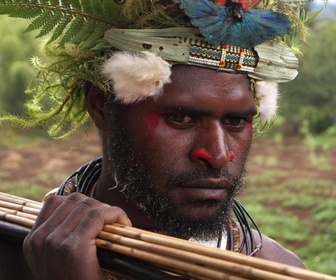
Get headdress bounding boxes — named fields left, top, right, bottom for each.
left=0, top=0, right=322, bottom=137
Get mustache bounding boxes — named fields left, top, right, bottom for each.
left=167, top=167, right=241, bottom=186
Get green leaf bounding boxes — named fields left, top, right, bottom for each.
left=47, top=17, right=72, bottom=44
left=35, top=12, right=63, bottom=38
left=0, top=0, right=123, bottom=49
left=70, top=18, right=97, bottom=45
left=59, top=17, right=85, bottom=46
left=24, top=11, right=52, bottom=33
left=79, top=24, right=106, bottom=49
left=70, top=0, right=82, bottom=10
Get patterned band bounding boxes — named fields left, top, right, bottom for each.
left=189, top=39, right=258, bottom=72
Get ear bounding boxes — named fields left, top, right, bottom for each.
left=85, top=83, right=109, bottom=131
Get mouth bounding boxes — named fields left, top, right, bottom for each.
left=175, top=178, right=232, bottom=202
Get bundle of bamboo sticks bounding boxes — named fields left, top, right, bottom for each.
left=0, top=191, right=335, bottom=280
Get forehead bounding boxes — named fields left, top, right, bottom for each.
left=154, top=65, right=255, bottom=111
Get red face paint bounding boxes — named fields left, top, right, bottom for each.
left=144, top=112, right=160, bottom=129
left=192, top=149, right=212, bottom=160
left=229, top=151, right=235, bottom=161
left=246, top=121, right=253, bottom=134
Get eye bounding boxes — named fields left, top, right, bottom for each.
left=165, top=114, right=196, bottom=128
left=167, top=114, right=193, bottom=124
left=222, top=116, right=250, bottom=128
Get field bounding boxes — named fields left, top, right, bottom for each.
left=0, top=128, right=335, bottom=276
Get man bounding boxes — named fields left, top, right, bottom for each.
left=0, top=0, right=315, bottom=279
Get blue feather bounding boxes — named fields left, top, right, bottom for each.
left=175, top=0, right=291, bottom=48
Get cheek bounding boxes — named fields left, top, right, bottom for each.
left=246, top=121, right=253, bottom=135
left=144, top=112, right=160, bottom=129
left=142, top=112, right=160, bottom=144
left=140, top=114, right=181, bottom=159
left=141, top=125, right=191, bottom=175
left=229, top=125, right=253, bottom=161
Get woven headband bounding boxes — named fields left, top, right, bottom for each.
left=103, top=27, right=298, bottom=83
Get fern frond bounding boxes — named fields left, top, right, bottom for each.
left=25, top=11, right=52, bottom=33
left=80, top=25, right=107, bottom=49
left=0, top=0, right=124, bottom=50
left=70, top=18, right=97, bottom=45
left=59, top=17, right=85, bottom=45
left=47, top=17, right=72, bottom=44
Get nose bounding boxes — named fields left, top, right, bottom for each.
left=190, top=122, right=231, bottom=169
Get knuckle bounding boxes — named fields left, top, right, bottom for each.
left=44, top=232, right=59, bottom=249
left=81, top=196, right=100, bottom=208
left=86, top=207, right=103, bottom=221
left=66, top=192, right=86, bottom=202
left=109, top=206, right=127, bottom=216
left=59, top=237, right=76, bottom=253
left=43, top=194, right=64, bottom=207
left=23, top=228, right=49, bottom=256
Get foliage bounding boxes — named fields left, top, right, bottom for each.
left=1, top=131, right=335, bottom=275
left=0, top=17, right=38, bottom=114
left=0, top=0, right=124, bottom=50
left=242, top=172, right=336, bottom=276
left=0, top=1, right=336, bottom=139
left=279, top=19, right=336, bottom=137
left=0, top=0, right=319, bottom=138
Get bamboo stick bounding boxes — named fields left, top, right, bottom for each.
left=96, top=238, right=247, bottom=280
left=0, top=200, right=40, bottom=215
left=0, top=205, right=299, bottom=280
left=98, top=230, right=300, bottom=280
left=0, top=193, right=42, bottom=209
left=104, top=224, right=336, bottom=280
left=0, top=210, right=35, bottom=228
left=0, top=192, right=335, bottom=280
left=0, top=206, right=37, bottom=221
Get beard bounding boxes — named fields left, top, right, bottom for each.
left=105, top=104, right=247, bottom=241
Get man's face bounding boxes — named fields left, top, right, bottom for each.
left=106, top=65, right=256, bottom=239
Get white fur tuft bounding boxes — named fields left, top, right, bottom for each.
left=255, top=81, right=279, bottom=121
left=101, top=51, right=172, bottom=104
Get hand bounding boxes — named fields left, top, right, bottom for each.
left=23, top=193, right=132, bottom=280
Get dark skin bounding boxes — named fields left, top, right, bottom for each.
left=94, top=65, right=254, bottom=230
left=2, top=66, right=303, bottom=280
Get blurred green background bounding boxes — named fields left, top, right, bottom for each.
left=0, top=2, right=335, bottom=277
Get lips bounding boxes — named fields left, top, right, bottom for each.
left=182, top=178, right=231, bottom=189
left=175, top=178, right=232, bottom=201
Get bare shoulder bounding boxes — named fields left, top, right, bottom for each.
left=253, top=230, right=305, bottom=268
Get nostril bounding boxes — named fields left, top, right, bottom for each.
left=229, top=151, right=235, bottom=161
left=192, top=149, right=212, bottom=161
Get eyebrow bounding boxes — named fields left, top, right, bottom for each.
left=156, top=105, right=257, bottom=118
left=156, top=105, right=212, bottom=116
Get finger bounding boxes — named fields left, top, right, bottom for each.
left=25, top=194, right=92, bottom=254
left=32, top=195, right=67, bottom=229
left=72, top=204, right=131, bottom=240
left=44, top=194, right=131, bottom=242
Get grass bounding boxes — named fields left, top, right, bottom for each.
left=241, top=169, right=336, bottom=276
left=0, top=182, right=47, bottom=200
left=0, top=129, right=335, bottom=276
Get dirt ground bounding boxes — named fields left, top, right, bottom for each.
left=1, top=128, right=336, bottom=275
left=1, top=128, right=335, bottom=193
